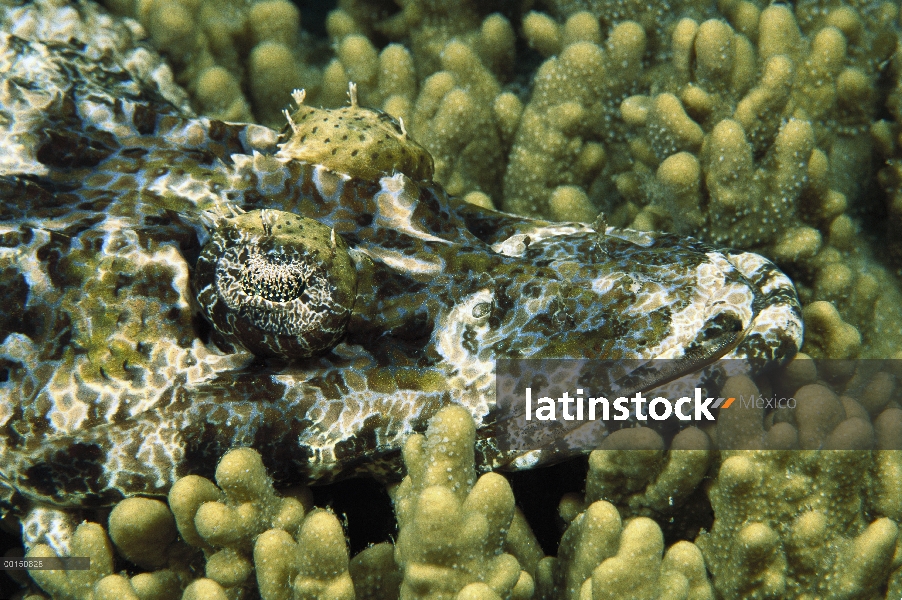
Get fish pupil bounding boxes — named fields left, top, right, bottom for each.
left=241, top=252, right=307, bottom=303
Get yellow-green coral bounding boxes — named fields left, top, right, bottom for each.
left=576, top=427, right=712, bottom=520
left=19, top=409, right=546, bottom=600
left=25, top=517, right=188, bottom=600
left=167, top=447, right=357, bottom=599
left=328, top=0, right=517, bottom=82
left=407, top=41, right=511, bottom=199
left=612, top=5, right=873, bottom=245
left=10, top=0, right=902, bottom=598
left=327, top=14, right=518, bottom=200
left=697, top=451, right=900, bottom=598
left=17, top=374, right=902, bottom=598
left=100, top=0, right=322, bottom=126
left=681, top=362, right=902, bottom=598
left=23, top=447, right=356, bottom=600
left=391, top=405, right=533, bottom=600
left=505, top=24, right=641, bottom=218
left=97, top=0, right=902, bottom=360
left=513, top=4, right=902, bottom=359
left=541, top=500, right=714, bottom=599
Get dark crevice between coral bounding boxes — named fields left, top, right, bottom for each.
left=0, top=522, right=24, bottom=597
left=854, top=159, right=897, bottom=275
left=508, top=25, right=545, bottom=102
left=310, top=477, right=395, bottom=556
left=506, top=455, right=715, bottom=555
left=506, top=456, right=588, bottom=555
left=285, top=0, right=337, bottom=38
left=291, top=0, right=338, bottom=37
left=657, top=484, right=714, bottom=547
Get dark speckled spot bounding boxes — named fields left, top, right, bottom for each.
left=132, top=104, right=157, bottom=134
left=24, top=444, right=106, bottom=499
left=37, top=130, right=116, bottom=168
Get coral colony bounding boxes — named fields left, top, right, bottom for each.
left=1, top=0, right=902, bottom=598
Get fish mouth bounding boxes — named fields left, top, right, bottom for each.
left=719, top=250, right=804, bottom=369
left=618, top=326, right=747, bottom=398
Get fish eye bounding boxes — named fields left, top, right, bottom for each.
left=194, top=209, right=357, bottom=358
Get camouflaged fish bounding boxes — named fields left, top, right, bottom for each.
left=0, top=1, right=802, bottom=512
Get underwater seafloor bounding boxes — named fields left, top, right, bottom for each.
left=2, top=0, right=902, bottom=598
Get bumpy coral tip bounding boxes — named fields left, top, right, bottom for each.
left=348, top=81, right=358, bottom=107
left=291, top=88, right=306, bottom=106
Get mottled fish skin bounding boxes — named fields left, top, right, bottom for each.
left=0, top=6, right=802, bottom=511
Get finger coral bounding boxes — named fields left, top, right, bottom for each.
left=391, top=405, right=534, bottom=600
left=13, top=383, right=902, bottom=598
left=698, top=451, right=900, bottom=598
left=24, top=512, right=189, bottom=600
left=518, top=4, right=900, bottom=360
left=92, top=0, right=902, bottom=360
left=577, top=426, right=712, bottom=520
left=689, top=361, right=902, bottom=597
left=99, top=0, right=320, bottom=126
left=21, top=447, right=353, bottom=600
left=6, top=0, right=902, bottom=598
left=168, top=447, right=356, bottom=599
left=539, top=500, right=714, bottom=599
